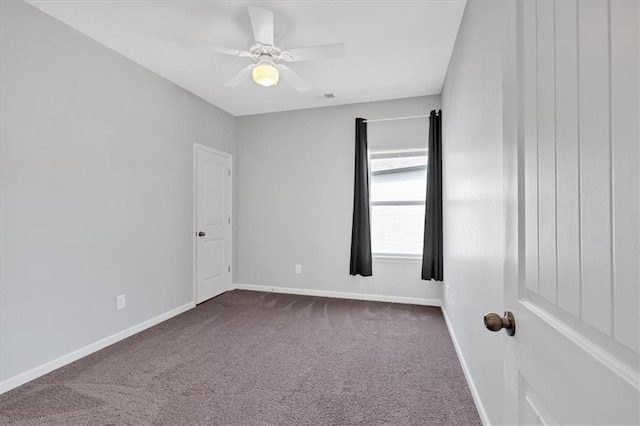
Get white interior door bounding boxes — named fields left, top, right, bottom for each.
left=195, top=145, right=232, bottom=304
left=500, top=0, right=639, bottom=424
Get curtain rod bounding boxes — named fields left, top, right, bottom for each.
left=363, top=114, right=431, bottom=124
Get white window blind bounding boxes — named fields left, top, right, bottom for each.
left=370, top=152, right=427, bottom=256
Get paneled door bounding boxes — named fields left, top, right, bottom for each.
left=195, top=145, right=232, bottom=304
left=500, top=0, right=639, bottom=424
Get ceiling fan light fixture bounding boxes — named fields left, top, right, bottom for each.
left=252, top=63, right=279, bottom=87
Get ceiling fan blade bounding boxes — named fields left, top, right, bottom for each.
left=248, top=6, right=274, bottom=46
left=176, top=41, right=251, bottom=58
left=287, top=43, right=345, bottom=62
left=223, top=64, right=256, bottom=87
left=276, top=65, right=311, bottom=92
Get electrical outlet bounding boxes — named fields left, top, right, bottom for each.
left=295, top=264, right=302, bottom=274
left=116, top=294, right=126, bottom=310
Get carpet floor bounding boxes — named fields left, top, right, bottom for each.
left=0, top=290, right=481, bottom=425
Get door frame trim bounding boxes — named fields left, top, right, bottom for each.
left=192, top=143, right=233, bottom=305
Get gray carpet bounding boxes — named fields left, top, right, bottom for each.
left=0, top=290, right=481, bottom=425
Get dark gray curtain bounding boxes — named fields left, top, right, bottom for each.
left=422, top=110, right=443, bottom=281
left=350, top=118, right=372, bottom=276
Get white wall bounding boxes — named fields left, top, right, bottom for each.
left=441, top=0, right=507, bottom=424
left=235, top=96, right=442, bottom=303
left=0, top=1, right=236, bottom=384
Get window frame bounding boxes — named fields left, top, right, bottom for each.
left=368, top=149, right=428, bottom=260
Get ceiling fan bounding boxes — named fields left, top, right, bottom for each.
left=179, top=6, right=345, bottom=91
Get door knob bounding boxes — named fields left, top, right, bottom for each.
left=484, top=311, right=516, bottom=336
left=198, top=231, right=206, bottom=237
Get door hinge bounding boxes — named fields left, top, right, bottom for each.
left=228, top=170, right=231, bottom=176
left=228, top=266, right=231, bottom=273
left=228, top=217, right=231, bottom=224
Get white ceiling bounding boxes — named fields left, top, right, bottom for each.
left=27, top=1, right=466, bottom=116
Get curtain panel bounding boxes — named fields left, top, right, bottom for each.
left=349, top=118, right=373, bottom=276
left=422, top=110, right=443, bottom=281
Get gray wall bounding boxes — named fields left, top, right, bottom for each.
left=235, top=96, right=442, bottom=301
left=441, top=0, right=507, bottom=424
left=0, top=2, right=236, bottom=381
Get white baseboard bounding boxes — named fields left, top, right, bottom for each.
left=232, top=283, right=441, bottom=307
left=0, top=301, right=195, bottom=395
left=441, top=306, right=490, bottom=426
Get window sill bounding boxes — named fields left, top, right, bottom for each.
left=372, top=254, right=422, bottom=263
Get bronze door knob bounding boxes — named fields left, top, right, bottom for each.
left=484, top=311, right=516, bottom=336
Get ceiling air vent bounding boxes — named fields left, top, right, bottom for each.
left=323, top=93, right=335, bottom=99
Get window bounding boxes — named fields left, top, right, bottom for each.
left=370, top=151, right=427, bottom=257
